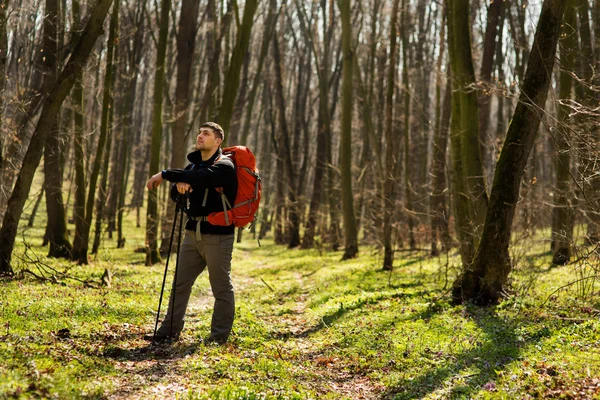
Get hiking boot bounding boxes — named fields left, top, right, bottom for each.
left=143, top=333, right=179, bottom=344
left=204, top=335, right=227, bottom=345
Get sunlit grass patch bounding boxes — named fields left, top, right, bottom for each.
left=2, top=186, right=600, bottom=399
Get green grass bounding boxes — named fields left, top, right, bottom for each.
left=1, top=182, right=600, bottom=398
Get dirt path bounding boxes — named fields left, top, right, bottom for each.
left=104, top=265, right=384, bottom=399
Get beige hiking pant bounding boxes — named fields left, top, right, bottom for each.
left=157, top=230, right=235, bottom=342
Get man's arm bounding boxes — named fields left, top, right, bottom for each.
left=146, top=163, right=195, bottom=192
left=161, top=158, right=234, bottom=187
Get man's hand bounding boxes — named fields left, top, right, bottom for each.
left=146, top=172, right=163, bottom=190
left=176, top=182, right=193, bottom=194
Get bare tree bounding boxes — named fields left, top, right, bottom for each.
left=452, top=0, right=567, bottom=305
left=145, top=0, right=171, bottom=265
left=0, top=0, right=115, bottom=274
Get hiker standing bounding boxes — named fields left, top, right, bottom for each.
left=145, top=122, right=238, bottom=344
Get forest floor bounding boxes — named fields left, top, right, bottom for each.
left=1, top=202, right=600, bottom=399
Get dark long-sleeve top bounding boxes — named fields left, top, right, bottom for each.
left=161, top=148, right=237, bottom=235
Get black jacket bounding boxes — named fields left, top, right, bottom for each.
left=161, top=148, right=237, bottom=235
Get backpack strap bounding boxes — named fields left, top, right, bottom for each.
left=216, top=187, right=233, bottom=226
left=202, top=188, right=209, bottom=207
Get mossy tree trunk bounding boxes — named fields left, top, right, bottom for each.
left=551, top=0, right=576, bottom=265
left=338, top=0, right=358, bottom=260
left=145, top=0, right=170, bottom=265
left=446, top=0, right=489, bottom=267
left=452, top=0, right=567, bottom=305
left=0, top=0, right=114, bottom=274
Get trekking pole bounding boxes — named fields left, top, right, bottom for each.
left=152, top=199, right=181, bottom=345
left=169, top=192, right=188, bottom=340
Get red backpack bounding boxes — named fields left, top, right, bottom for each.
left=207, top=146, right=261, bottom=228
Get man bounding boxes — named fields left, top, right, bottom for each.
left=145, top=122, right=237, bottom=344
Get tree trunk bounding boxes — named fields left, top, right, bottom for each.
left=338, top=0, right=358, bottom=260
left=71, top=0, right=86, bottom=259
left=28, top=183, right=44, bottom=228
left=272, top=33, right=300, bottom=248
left=119, top=0, right=146, bottom=242
left=576, top=0, right=600, bottom=244
left=0, top=0, right=114, bottom=274
left=199, top=0, right=233, bottom=122
left=478, top=0, right=503, bottom=183
left=41, top=0, right=71, bottom=258
left=446, top=0, right=489, bottom=267
left=145, top=0, right=171, bottom=265
left=0, top=0, right=7, bottom=168
left=431, top=78, right=452, bottom=256
left=73, top=1, right=118, bottom=264
left=452, top=0, right=567, bottom=305
left=298, top=0, right=332, bottom=249
left=590, top=0, right=600, bottom=242
left=382, top=0, right=401, bottom=270
left=92, top=95, right=115, bottom=254
left=400, top=0, right=415, bottom=250
left=430, top=1, right=451, bottom=256
left=159, top=0, right=200, bottom=255
left=238, top=0, right=279, bottom=145
left=551, top=0, right=575, bottom=265
left=216, top=0, right=258, bottom=136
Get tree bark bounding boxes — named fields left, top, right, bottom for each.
left=478, top=0, right=503, bottom=182
left=298, top=0, right=332, bottom=249
left=431, top=78, right=452, bottom=256
left=118, top=0, right=146, bottom=245
left=92, top=94, right=116, bottom=254
left=447, top=0, right=489, bottom=267
left=0, top=0, right=114, bottom=274
left=145, top=0, right=171, bottom=265
left=272, top=33, right=301, bottom=248
left=551, top=0, right=575, bottom=265
left=72, top=1, right=118, bottom=264
left=216, top=0, right=258, bottom=137
left=238, top=0, right=280, bottom=145
left=71, top=0, right=86, bottom=259
left=41, top=0, right=72, bottom=258
left=382, top=0, right=401, bottom=270
left=430, top=1, right=451, bottom=256
left=338, top=0, right=358, bottom=260
left=159, top=0, right=200, bottom=255
left=400, top=0, right=415, bottom=250
left=576, top=0, right=600, bottom=244
left=452, top=0, right=567, bottom=305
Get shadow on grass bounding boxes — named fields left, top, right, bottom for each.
left=102, top=340, right=201, bottom=362
left=274, top=288, right=434, bottom=340
left=382, top=307, right=549, bottom=399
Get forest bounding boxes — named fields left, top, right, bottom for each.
left=1, top=0, right=600, bottom=398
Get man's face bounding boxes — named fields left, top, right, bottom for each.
left=196, top=127, right=221, bottom=152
